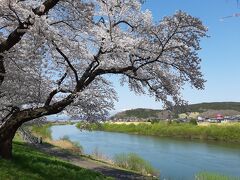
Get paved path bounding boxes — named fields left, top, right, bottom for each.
left=31, top=143, right=155, bottom=180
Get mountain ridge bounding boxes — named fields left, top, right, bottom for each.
left=111, top=102, right=240, bottom=120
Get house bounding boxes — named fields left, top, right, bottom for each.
left=197, top=116, right=205, bottom=122
left=216, top=114, right=224, bottom=121
left=223, top=116, right=240, bottom=123
left=208, top=118, right=220, bottom=123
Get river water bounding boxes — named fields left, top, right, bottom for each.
left=51, top=124, right=240, bottom=180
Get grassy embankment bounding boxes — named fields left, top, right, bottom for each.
left=0, top=133, right=110, bottom=180
left=76, top=122, right=240, bottom=143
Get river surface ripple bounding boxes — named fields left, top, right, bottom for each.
left=51, top=125, right=240, bottom=180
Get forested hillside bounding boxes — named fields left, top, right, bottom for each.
left=111, top=102, right=240, bottom=120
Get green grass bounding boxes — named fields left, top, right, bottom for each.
left=195, top=172, right=240, bottom=180
left=13, top=132, right=23, bottom=142
left=114, top=153, right=159, bottom=176
left=77, top=122, right=240, bottom=143
left=0, top=142, right=110, bottom=180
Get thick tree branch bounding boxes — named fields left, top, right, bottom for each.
left=80, top=66, right=135, bottom=89
left=0, top=0, right=60, bottom=86
left=0, top=94, right=75, bottom=141
left=0, top=0, right=60, bottom=53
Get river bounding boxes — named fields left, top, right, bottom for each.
left=51, top=124, right=240, bottom=180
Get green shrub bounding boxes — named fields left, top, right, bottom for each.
left=189, top=119, right=198, bottom=125
left=114, top=153, right=158, bottom=176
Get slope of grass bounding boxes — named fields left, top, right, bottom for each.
left=0, top=142, right=110, bottom=180
left=77, top=122, right=240, bottom=143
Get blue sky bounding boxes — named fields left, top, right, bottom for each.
left=111, top=0, right=240, bottom=113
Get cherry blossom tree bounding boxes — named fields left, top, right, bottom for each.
left=0, top=0, right=207, bottom=159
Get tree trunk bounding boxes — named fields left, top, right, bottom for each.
left=0, top=122, right=20, bottom=160
left=0, top=137, right=13, bottom=159
left=0, top=92, right=74, bottom=160
left=0, top=55, right=6, bottom=87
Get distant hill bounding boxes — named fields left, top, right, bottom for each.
left=185, top=102, right=240, bottom=113
left=111, top=102, right=240, bottom=120
left=111, top=108, right=170, bottom=120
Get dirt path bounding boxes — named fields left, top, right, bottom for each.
left=31, top=143, right=154, bottom=180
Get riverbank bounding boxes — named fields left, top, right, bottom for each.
left=34, top=123, right=240, bottom=179
left=76, top=122, right=240, bottom=143
left=31, top=124, right=157, bottom=178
